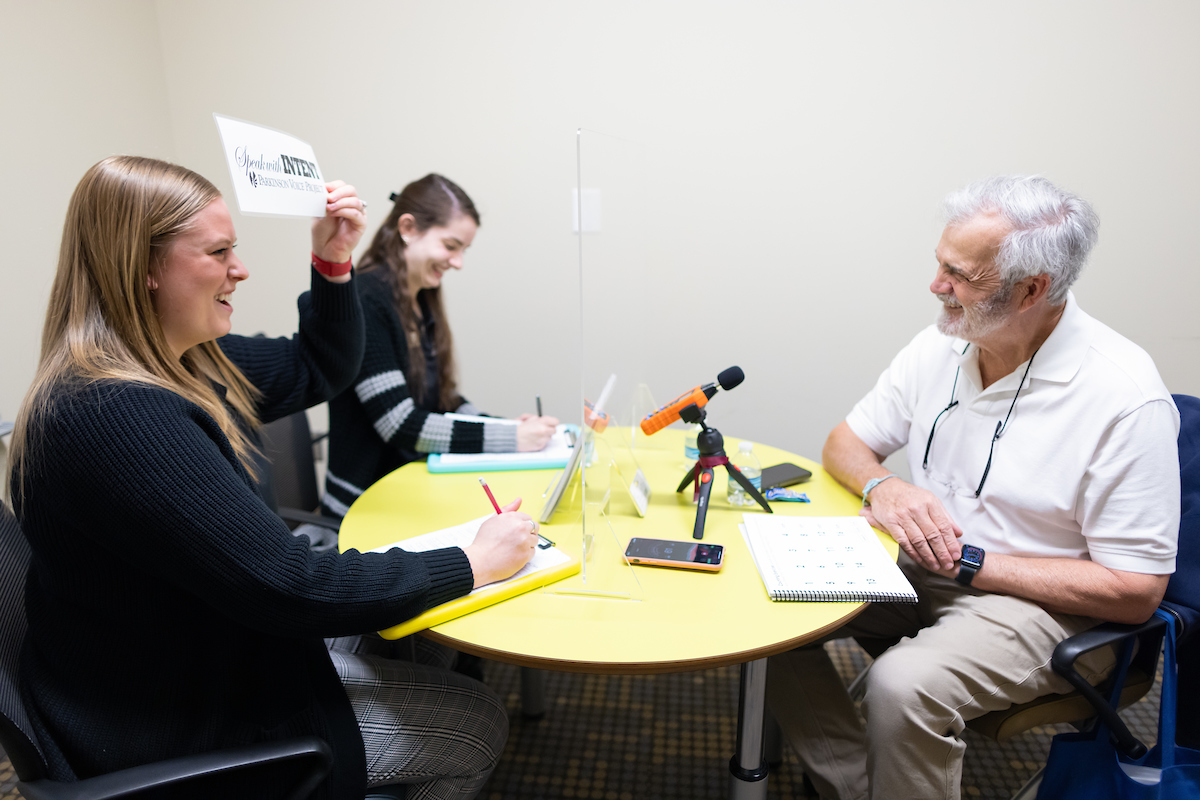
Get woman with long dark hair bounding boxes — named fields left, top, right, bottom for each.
left=8, top=156, right=538, bottom=799
left=321, top=174, right=558, bottom=520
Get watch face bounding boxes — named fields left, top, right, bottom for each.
left=961, top=545, right=984, bottom=567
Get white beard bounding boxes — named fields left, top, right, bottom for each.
left=935, top=285, right=1014, bottom=341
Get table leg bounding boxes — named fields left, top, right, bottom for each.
left=729, top=658, right=769, bottom=800
left=520, top=666, right=548, bottom=720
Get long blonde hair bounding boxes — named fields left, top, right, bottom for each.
left=7, top=156, right=261, bottom=503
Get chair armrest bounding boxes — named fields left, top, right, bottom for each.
left=1051, top=615, right=1167, bottom=760
left=1052, top=617, right=1164, bottom=671
left=20, top=736, right=333, bottom=800
left=1160, top=601, right=1194, bottom=642
left=278, top=508, right=341, bottom=532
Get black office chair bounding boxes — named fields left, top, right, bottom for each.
left=0, top=503, right=334, bottom=800
left=256, top=409, right=340, bottom=550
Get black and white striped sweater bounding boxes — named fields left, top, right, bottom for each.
left=323, top=269, right=517, bottom=518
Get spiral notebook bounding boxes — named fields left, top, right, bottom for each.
left=740, top=515, right=917, bottom=603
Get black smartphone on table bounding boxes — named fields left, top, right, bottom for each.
left=760, top=462, right=812, bottom=491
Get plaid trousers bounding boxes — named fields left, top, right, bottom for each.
left=327, top=637, right=508, bottom=800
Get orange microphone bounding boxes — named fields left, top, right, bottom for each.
left=639, top=367, right=744, bottom=435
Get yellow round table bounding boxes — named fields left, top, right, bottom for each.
left=340, top=429, right=897, bottom=798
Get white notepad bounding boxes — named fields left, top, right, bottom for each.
left=369, top=515, right=571, bottom=594
left=740, top=515, right=917, bottom=603
left=365, top=515, right=579, bottom=640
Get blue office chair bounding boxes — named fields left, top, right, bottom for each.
left=1165, top=393, right=1200, bottom=750
left=772, top=394, right=1200, bottom=799
left=1046, top=397, right=1198, bottom=735
left=962, top=394, right=1199, bottom=797
left=0, top=502, right=334, bottom=800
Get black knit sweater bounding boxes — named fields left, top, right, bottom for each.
left=13, top=271, right=475, bottom=800
left=322, top=269, right=517, bottom=518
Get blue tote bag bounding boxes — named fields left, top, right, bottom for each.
left=1037, top=610, right=1200, bottom=798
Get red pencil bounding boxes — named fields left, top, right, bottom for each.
left=479, top=477, right=502, bottom=515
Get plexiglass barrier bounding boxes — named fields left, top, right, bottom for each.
left=539, top=127, right=729, bottom=600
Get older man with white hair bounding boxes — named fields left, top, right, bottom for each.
left=766, top=176, right=1180, bottom=800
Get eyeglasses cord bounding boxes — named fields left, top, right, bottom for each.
left=922, top=345, right=1040, bottom=498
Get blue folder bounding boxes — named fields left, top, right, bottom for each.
left=426, top=425, right=579, bottom=474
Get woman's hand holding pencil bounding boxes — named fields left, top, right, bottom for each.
left=463, top=478, right=550, bottom=589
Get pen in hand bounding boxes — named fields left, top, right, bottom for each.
left=536, top=395, right=543, bottom=417
left=479, top=477, right=554, bottom=549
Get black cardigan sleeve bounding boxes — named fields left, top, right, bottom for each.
left=218, top=267, right=365, bottom=424
left=25, top=380, right=473, bottom=638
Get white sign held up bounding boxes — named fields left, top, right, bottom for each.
left=213, top=113, right=326, bottom=218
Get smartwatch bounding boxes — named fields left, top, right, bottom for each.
left=955, top=545, right=985, bottom=586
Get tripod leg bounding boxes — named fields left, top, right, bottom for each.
left=676, top=462, right=701, bottom=494
left=693, top=468, right=715, bottom=540
left=727, top=465, right=773, bottom=514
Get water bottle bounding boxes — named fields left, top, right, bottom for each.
left=728, top=441, right=761, bottom=506
left=683, top=424, right=702, bottom=463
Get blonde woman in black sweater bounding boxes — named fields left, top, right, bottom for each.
left=7, top=156, right=538, bottom=800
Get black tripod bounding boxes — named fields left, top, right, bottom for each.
left=675, top=404, right=771, bottom=540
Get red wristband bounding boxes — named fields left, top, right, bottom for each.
left=311, top=252, right=353, bottom=277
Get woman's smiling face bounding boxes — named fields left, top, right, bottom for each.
left=401, top=212, right=477, bottom=293
left=151, top=197, right=247, bottom=358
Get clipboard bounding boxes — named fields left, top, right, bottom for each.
left=371, top=516, right=581, bottom=639
left=426, top=424, right=579, bottom=473
left=539, top=429, right=587, bottom=523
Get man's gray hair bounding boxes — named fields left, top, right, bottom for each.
left=942, top=176, right=1099, bottom=305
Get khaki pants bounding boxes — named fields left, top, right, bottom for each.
left=766, top=555, right=1115, bottom=800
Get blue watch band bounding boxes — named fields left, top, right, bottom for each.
left=861, top=474, right=897, bottom=506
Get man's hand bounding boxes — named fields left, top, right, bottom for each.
left=311, top=180, right=368, bottom=278
left=860, top=478, right=963, bottom=571
left=822, top=421, right=963, bottom=572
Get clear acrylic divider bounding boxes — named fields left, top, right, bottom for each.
left=540, top=128, right=662, bottom=601
left=544, top=393, right=644, bottom=600
left=540, top=124, right=725, bottom=599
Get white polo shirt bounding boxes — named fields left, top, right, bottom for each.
left=846, top=293, right=1179, bottom=575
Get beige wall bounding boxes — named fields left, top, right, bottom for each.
left=3, top=1, right=1199, bottom=482
left=0, top=0, right=175, bottom=480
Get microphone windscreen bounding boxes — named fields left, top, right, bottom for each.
left=717, top=366, right=744, bottom=391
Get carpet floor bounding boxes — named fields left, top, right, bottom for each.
left=0, top=639, right=1161, bottom=799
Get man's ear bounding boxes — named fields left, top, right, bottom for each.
left=1018, top=274, right=1052, bottom=312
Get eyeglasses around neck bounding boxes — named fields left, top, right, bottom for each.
left=922, top=345, right=1039, bottom=498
